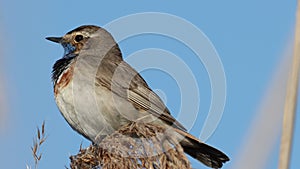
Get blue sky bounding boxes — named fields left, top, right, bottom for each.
left=0, top=1, right=299, bottom=169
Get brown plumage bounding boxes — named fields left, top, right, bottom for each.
left=47, top=25, right=229, bottom=168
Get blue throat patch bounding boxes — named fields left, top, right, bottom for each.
left=63, top=43, right=76, bottom=58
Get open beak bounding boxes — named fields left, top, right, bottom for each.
left=46, top=37, right=62, bottom=43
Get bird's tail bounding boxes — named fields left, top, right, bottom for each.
left=174, top=128, right=229, bottom=168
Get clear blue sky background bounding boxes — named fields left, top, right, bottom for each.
left=0, top=1, right=299, bottom=169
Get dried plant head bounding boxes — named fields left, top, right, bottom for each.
left=30, top=121, right=47, bottom=169
left=70, top=122, right=191, bottom=169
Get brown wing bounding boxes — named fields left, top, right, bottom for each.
left=126, top=66, right=186, bottom=131
left=95, top=47, right=186, bottom=131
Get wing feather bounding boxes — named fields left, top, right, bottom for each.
left=95, top=52, right=186, bottom=131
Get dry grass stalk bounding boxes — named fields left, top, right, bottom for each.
left=31, top=121, right=47, bottom=169
left=278, top=1, right=300, bottom=168
left=70, top=122, right=191, bottom=169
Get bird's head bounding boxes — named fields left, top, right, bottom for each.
left=46, top=25, right=116, bottom=59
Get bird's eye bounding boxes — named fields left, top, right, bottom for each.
left=74, top=35, right=84, bottom=42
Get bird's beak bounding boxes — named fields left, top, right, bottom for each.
left=46, top=37, right=63, bottom=43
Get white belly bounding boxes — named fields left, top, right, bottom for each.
left=55, top=80, right=124, bottom=142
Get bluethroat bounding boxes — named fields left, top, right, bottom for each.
left=46, top=25, right=229, bottom=168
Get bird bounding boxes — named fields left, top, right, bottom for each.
left=46, top=25, right=229, bottom=168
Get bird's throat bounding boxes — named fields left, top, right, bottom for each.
left=52, top=57, right=75, bottom=84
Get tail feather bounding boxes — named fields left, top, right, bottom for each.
left=174, top=128, right=229, bottom=168
left=181, top=139, right=229, bottom=168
